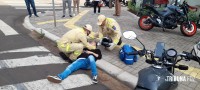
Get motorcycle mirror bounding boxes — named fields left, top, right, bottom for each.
left=178, top=65, right=188, bottom=70
left=123, top=31, right=137, bottom=40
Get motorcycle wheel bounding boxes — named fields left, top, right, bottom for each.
left=180, top=22, right=197, bottom=37
left=138, top=16, right=154, bottom=31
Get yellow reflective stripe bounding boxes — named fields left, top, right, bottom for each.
left=66, top=44, right=70, bottom=52
left=113, top=39, right=119, bottom=44
left=57, top=42, right=70, bottom=52
left=74, top=51, right=81, bottom=56
left=61, top=44, right=65, bottom=48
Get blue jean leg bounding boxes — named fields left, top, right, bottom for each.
left=25, top=0, right=32, bottom=15
left=81, top=55, right=98, bottom=77
left=29, top=0, right=37, bottom=15
left=57, top=58, right=87, bottom=80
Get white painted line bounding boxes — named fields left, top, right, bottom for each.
left=0, top=20, right=19, bottom=36
left=0, top=46, right=50, bottom=54
left=0, top=54, right=66, bottom=69
left=15, top=7, right=63, bottom=10
left=0, top=74, right=93, bottom=90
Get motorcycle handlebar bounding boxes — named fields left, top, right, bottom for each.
left=178, top=51, right=200, bottom=65
left=127, top=49, right=147, bottom=56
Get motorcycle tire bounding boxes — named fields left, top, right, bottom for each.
left=180, top=21, right=197, bottom=37
left=138, top=16, right=154, bottom=31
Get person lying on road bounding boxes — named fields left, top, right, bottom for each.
left=47, top=41, right=102, bottom=84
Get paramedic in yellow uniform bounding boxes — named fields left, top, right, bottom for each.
left=57, top=24, right=96, bottom=60
left=96, top=14, right=122, bottom=50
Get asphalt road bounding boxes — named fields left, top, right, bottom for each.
left=0, top=5, right=110, bottom=90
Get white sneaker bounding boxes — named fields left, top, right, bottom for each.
left=92, top=75, right=98, bottom=84
left=47, top=75, right=62, bottom=83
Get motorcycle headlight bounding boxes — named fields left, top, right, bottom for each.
left=166, top=48, right=177, bottom=57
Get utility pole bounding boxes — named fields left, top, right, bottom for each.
left=109, top=0, right=112, bottom=8
left=52, top=0, right=56, bottom=27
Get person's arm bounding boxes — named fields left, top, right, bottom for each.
left=85, top=49, right=102, bottom=59
left=108, top=21, right=121, bottom=44
left=85, top=51, right=99, bottom=57
left=93, top=26, right=104, bottom=43
left=97, top=26, right=104, bottom=39
left=79, top=34, right=96, bottom=50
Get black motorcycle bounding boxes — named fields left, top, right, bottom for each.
left=84, top=0, right=94, bottom=7
left=123, top=31, right=200, bottom=90
left=138, top=1, right=197, bottom=37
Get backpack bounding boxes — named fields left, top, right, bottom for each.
left=119, top=44, right=138, bottom=65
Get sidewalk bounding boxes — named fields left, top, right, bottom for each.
left=24, top=6, right=200, bottom=90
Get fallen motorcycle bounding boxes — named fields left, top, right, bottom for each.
left=123, top=31, right=200, bottom=90
left=138, top=1, right=197, bottom=37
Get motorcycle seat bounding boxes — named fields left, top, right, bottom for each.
left=158, top=10, right=167, bottom=16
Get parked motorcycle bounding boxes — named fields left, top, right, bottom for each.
left=84, top=0, right=94, bottom=7
left=123, top=31, right=200, bottom=90
left=138, top=1, right=197, bottom=37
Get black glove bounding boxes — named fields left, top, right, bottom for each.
left=138, top=50, right=145, bottom=56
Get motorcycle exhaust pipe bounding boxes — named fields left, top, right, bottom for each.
left=149, top=18, right=162, bottom=27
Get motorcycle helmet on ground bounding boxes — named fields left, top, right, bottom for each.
left=101, top=37, right=113, bottom=47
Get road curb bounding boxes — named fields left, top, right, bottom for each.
left=96, top=60, right=138, bottom=89
left=23, top=15, right=138, bottom=89
left=23, top=16, right=60, bottom=42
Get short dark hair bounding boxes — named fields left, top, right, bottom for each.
left=88, top=40, right=98, bottom=47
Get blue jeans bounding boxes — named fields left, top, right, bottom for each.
left=25, top=0, right=37, bottom=16
left=58, top=55, right=98, bottom=80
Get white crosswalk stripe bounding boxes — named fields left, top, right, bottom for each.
left=0, top=20, right=19, bottom=36
left=0, top=46, right=50, bottom=54
left=0, top=46, right=93, bottom=89
left=0, top=74, right=93, bottom=90
left=0, top=55, right=66, bottom=69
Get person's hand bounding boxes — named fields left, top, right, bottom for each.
left=94, top=32, right=99, bottom=38
left=85, top=51, right=93, bottom=54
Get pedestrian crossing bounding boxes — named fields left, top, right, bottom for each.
left=0, top=74, right=93, bottom=90
left=0, top=46, right=93, bottom=90
left=0, top=20, right=19, bottom=36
